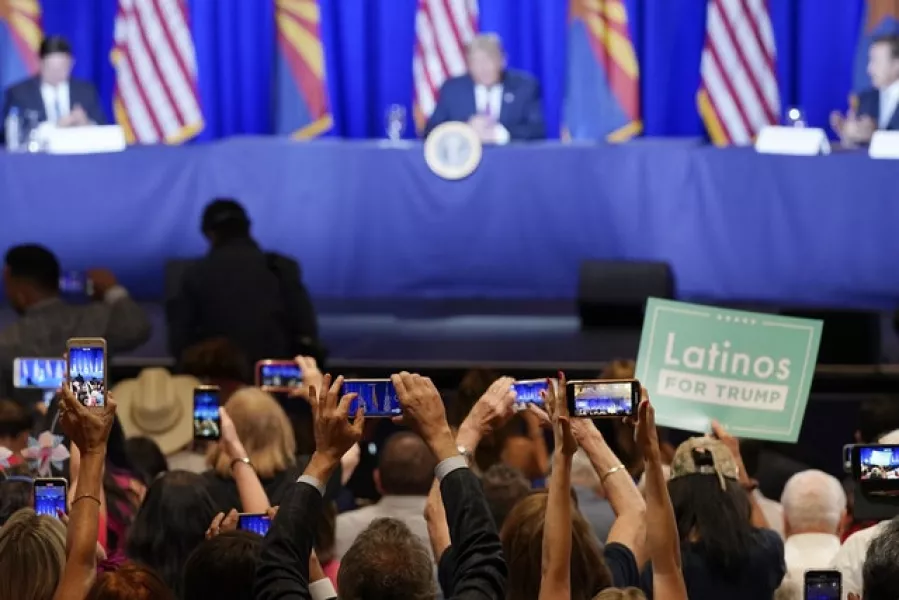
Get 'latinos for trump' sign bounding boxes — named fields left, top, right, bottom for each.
left=635, top=299, right=822, bottom=442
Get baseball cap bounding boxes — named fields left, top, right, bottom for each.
left=670, top=436, right=739, bottom=490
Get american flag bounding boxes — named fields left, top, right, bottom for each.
left=112, top=0, right=204, bottom=145
left=697, top=0, right=780, bottom=146
left=412, top=0, right=479, bottom=131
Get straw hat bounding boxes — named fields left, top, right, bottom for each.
left=112, top=368, right=201, bottom=455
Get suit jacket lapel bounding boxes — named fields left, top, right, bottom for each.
left=498, top=74, right=515, bottom=124
left=27, top=77, right=48, bottom=122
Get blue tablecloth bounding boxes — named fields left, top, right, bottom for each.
left=1, top=138, right=898, bottom=307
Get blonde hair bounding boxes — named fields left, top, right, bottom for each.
left=594, top=588, right=647, bottom=600
left=208, top=387, right=296, bottom=478
left=467, top=33, right=504, bottom=58
left=0, top=508, right=67, bottom=600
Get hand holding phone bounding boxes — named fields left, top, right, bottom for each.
left=255, top=360, right=303, bottom=392
left=193, top=386, right=222, bottom=441
left=565, top=379, right=640, bottom=418
left=237, top=513, right=272, bottom=536
left=804, top=570, right=841, bottom=600
left=342, top=379, right=402, bottom=418
left=66, top=338, right=107, bottom=407
left=33, top=478, right=68, bottom=518
left=512, top=379, right=549, bottom=410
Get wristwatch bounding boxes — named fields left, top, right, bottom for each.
left=457, top=445, right=474, bottom=465
left=230, top=457, right=253, bottom=472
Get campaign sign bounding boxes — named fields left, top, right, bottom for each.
left=635, top=299, right=822, bottom=442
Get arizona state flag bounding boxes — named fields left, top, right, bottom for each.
left=563, top=0, right=641, bottom=142
left=854, top=0, right=899, bottom=93
left=274, top=0, right=332, bottom=138
left=0, top=0, right=41, bottom=91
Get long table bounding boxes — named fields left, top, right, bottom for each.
left=1, top=138, right=898, bottom=306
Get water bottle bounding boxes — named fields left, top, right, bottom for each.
left=5, top=107, right=20, bottom=152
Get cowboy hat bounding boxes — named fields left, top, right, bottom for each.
left=112, top=368, right=200, bottom=455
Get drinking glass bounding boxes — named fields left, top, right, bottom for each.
left=385, top=104, right=406, bottom=142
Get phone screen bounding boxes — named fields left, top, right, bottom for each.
left=567, top=380, right=639, bottom=418
left=342, top=379, right=402, bottom=417
left=59, top=271, right=91, bottom=296
left=237, top=513, right=271, bottom=536
left=13, top=358, right=66, bottom=389
left=34, top=480, right=67, bottom=518
left=68, top=344, right=106, bottom=407
left=257, top=361, right=302, bottom=391
left=804, top=571, right=841, bottom=600
left=193, top=388, right=221, bottom=441
left=512, top=380, right=548, bottom=409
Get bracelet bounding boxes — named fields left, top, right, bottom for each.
left=71, top=494, right=101, bottom=507
left=601, top=464, right=627, bottom=483
left=230, top=457, right=253, bottom=472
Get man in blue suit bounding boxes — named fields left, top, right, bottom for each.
left=424, top=33, right=545, bottom=144
left=831, top=34, right=899, bottom=146
left=1, top=36, right=106, bottom=131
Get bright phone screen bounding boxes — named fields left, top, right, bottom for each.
left=569, top=381, right=636, bottom=417
left=193, top=389, right=221, bottom=441
left=342, top=380, right=402, bottom=417
left=14, top=358, right=66, bottom=389
left=512, top=380, right=548, bottom=408
left=238, top=514, right=271, bottom=536
left=258, top=362, right=302, bottom=389
left=68, top=345, right=105, bottom=407
left=34, top=481, right=67, bottom=518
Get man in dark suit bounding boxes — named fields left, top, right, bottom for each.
left=424, top=33, right=545, bottom=143
left=831, top=34, right=899, bottom=146
left=1, top=35, right=106, bottom=130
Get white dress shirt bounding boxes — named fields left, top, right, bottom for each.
left=755, top=489, right=786, bottom=539
left=830, top=521, right=887, bottom=599
left=40, top=81, right=70, bottom=124
left=775, top=533, right=842, bottom=600
left=879, top=80, right=899, bottom=129
left=474, top=83, right=510, bottom=145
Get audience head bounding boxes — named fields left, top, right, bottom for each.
left=570, top=448, right=602, bottom=492
left=183, top=530, right=262, bottom=600
left=863, top=517, right=899, bottom=600
left=667, top=437, right=753, bottom=577
left=0, top=476, right=33, bottom=526
left=869, top=34, right=899, bottom=90
left=209, top=387, right=295, bottom=479
left=180, top=337, right=251, bottom=391
left=0, top=508, right=67, bottom=600
left=124, top=437, right=169, bottom=486
left=338, top=517, right=435, bottom=600
left=374, top=432, right=436, bottom=496
left=502, top=491, right=611, bottom=600
left=201, top=198, right=251, bottom=245
left=780, top=469, right=846, bottom=537
left=482, top=463, right=531, bottom=529
left=466, top=33, right=506, bottom=87
left=857, top=396, right=899, bottom=444
left=87, top=562, right=174, bottom=600
left=125, top=470, right=217, bottom=596
left=38, top=36, right=73, bottom=86
left=0, top=398, right=34, bottom=452
left=594, top=589, right=647, bottom=600
left=3, top=244, right=60, bottom=312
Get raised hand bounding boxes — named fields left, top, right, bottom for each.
left=58, top=385, right=115, bottom=456
left=391, top=372, right=456, bottom=460
left=289, top=355, right=323, bottom=402
left=206, top=509, right=239, bottom=539
left=634, top=392, right=660, bottom=461
left=311, top=374, right=364, bottom=461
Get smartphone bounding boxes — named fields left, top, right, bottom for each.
left=193, top=385, right=222, bottom=441
left=33, top=478, right=68, bottom=518
left=341, top=379, right=402, bottom=418
left=512, top=379, right=550, bottom=409
left=59, top=271, right=93, bottom=297
left=804, top=570, right=841, bottom=600
left=852, top=444, right=899, bottom=496
left=566, top=379, right=640, bottom=418
left=13, top=357, right=66, bottom=389
left=255, top=360, right=302, bottom=392
left=843, top=444, right=854, bottom=474
left=237, top=513, right=272, bottom=536
left=66, top=338, right=107, bottom=407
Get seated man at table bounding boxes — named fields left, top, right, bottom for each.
left=423, top=33, right=545, bottom=144
left=1, top=35, right=106, bottom=133
left=830, top=34, right=899, bottom=146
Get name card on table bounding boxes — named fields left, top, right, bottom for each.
left=45, top=125, right=127, bottom=155
left=869, top=131, right=899, bottom=159
left=754, top=126, right=831, bottom=156
left=635, top=299, right=822, bottom=443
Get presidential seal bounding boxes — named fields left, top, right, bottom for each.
left=423, top=121, right=483, bottom=180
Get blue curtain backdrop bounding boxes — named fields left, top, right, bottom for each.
left=38, top=0, right=864, bottom=141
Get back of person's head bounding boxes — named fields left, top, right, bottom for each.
left=863, top=517, right=899, bottom=600
left=482, top=463, right=531, bottom=529
left=858, top=397, right=899, bottom=443
left=593, top=589, right=647, bottom=600
left=0, top=508, right=67, bottom=600
left=208, top=387, right=296, bottom=479
left=570, top=448, right=601, bottom=490
left=0, top=398, right=34, bottom=450
left=375, top=432, right=436, bottom=496
left=125, top=470, right=216, bottom=596
left=201, top=198, right=251, bottom=242
left=180, top=337, right=251, bottom=386
left=0, top=477, right=33, bottom=525
left=183, top=530, right=261, bottom=600
left=338, top=518, right=435, bottom=600
left=39, top=36, right=72, bottom=58
left=501, top=492, right=611, bottom=600
left=4, top=244, right=60, bottom=293
left=125, top=437, right=169, bottom=486
left=87, top=561, right=174, bottom=600
left=667, top=437, right=753, bottom=578
left=780, top=469, right=846, bottom=536
left=600, top=360, right=636, bottom=379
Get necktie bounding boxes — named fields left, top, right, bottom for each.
left=54, top=91, right=63, bottom=122
left=484, top=87, right=493, bottom=119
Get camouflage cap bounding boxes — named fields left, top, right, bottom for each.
left=670, top=436, right=739, bottom=490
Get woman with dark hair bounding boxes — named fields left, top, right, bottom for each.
left=126, top=470, right=217, bottom=596
left=87, top=561, right=174, bottom=600
left=641, top=428, right=785, bottom=600
left=124, top=437, right=169, bottom=485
